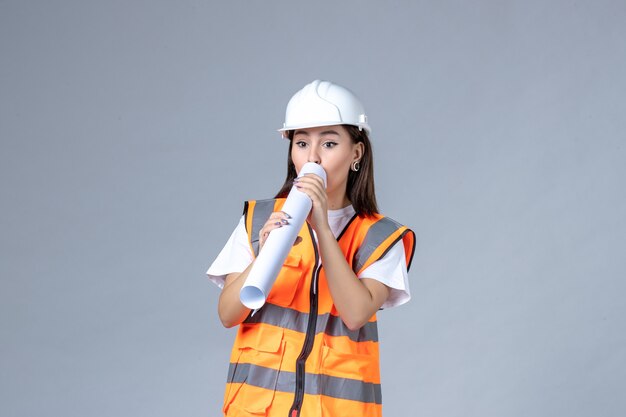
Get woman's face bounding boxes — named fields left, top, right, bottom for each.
left=291, top=125, right=363, bottom=199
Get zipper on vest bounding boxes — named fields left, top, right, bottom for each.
left=288, top=223, right=320, bottom=417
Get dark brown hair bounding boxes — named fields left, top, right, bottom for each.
left=274, top=125, right=378, bottom=217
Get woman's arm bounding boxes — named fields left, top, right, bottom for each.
left=217, top=210, right=292, bottom=328
left=218, top=265, right=253, bottom=328
left=294, top=174, right=390, bottom=331
left=316, top=227, right=390, bottom=331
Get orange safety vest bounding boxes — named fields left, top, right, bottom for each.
left=223, top=198, right=415, bottom=417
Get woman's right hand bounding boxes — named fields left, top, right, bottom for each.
left=259, top=211, right=291, bottom=252
left=218, top=211, right=292, bottom=328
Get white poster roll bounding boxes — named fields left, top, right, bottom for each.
left=239, top=162, right=327, bottom=310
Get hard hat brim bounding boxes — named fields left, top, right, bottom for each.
left=277, top=121, right=371, bottom=137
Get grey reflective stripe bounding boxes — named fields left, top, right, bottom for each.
left=353, top=217, right=403, bottom=274
left=249, top=199, right=276, bottom=257
left=320, top=373, right=382, bottom=405
left=377, top=229, right=415, bottom=272
left=245, top=302, right=310, bottom=332
left=326, top=313, right=379, bottom=343
left=227, top=363, right=382, bottom=404
left=244, top=303, right=378, bottom=343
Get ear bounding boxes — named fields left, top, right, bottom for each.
left=353, top=141, right=364, bottom=162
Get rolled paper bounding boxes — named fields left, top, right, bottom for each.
left=240, top=162, right=327, bottom=310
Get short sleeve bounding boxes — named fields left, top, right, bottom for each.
left=358, top=240, right=411, bottom=309
left=206, top=216, right=254, bottom=288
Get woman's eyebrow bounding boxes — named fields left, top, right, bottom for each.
left=294, top=129, right=340, bottom=137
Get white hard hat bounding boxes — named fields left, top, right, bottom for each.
left=278, top=80, right=370, bottom=137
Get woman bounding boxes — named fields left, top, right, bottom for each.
left=207, top=80, right=415, bottom=417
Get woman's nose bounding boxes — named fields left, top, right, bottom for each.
left=307, top=148, right=321, bottom=164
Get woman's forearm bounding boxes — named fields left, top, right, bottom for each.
left=218, top=261, right=255, bottom=328
left=316, top=227, right=389, bottom=331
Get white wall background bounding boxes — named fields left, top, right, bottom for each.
left=1, top=1, right=624, bottom=416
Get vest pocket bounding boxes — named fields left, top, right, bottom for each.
left=266, top=253, right=303, bottom=307
left=319, top=345, right=381, bottom=417
left=320, top=344, right=377, bottom=383
left=224, top=325, right=286, bottom=416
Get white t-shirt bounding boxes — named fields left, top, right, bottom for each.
left=206, top=205, right=411, bottom=309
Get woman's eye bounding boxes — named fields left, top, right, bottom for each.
left=295, top=141, right=307, bottom=148
left=322, top=141, right=338, bottom=148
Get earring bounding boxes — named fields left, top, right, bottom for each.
left=351, top=161, right=360, bottom=172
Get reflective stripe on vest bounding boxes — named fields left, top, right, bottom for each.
left=227, top=362, right=382, bottom=404
left=353, top=216, right=416, bottom=275
left=244, top=302, right=379, bottom=343
left=245, top=199, right=277, bottom=257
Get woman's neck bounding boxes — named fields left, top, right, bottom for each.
left=326, top=189, right=351, bottom=210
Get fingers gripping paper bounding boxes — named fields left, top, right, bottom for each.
left=240, top=162, right=327, bottom=309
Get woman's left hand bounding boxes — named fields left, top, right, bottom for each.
left=293, top=173, right=329, bottom=233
